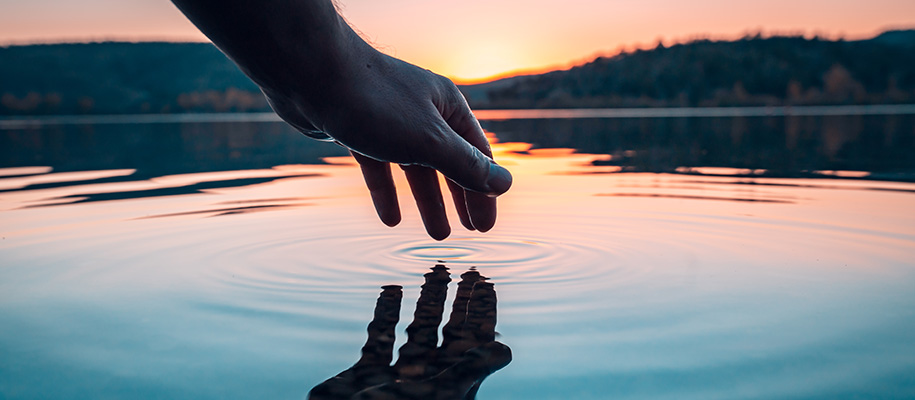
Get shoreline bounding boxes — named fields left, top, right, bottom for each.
left=2, top=104, right=915, bottom=129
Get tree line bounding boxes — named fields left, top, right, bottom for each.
left=469, top=30, right=915, bottom=109
left=1, top=30, right=913, bottom=115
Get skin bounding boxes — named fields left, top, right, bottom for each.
left=308, top=265, right=511, bottom=399
left=170, top=0, right=513, bottom=240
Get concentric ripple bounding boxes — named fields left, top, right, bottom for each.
left=392, top=237, right=551, bottom=264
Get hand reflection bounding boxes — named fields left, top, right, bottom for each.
left=309, top=265, right=511, bottom=399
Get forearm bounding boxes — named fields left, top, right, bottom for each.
left=170, top=0, right=359, bottom=101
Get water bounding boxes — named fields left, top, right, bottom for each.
left=2, top=110, right=915, bottom=399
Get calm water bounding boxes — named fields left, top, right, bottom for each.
left=2, top=110, right=915, bottom=399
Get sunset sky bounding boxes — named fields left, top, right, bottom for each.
left=1, top=0, right=914, bottom=83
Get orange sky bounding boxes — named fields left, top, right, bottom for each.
left=1, top=0, right=914, bottom=83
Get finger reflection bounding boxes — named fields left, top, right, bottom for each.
left=308, top=263, right=510, bottom=400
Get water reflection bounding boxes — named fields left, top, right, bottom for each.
left=597, top=192, right=793, bottom=204
left=309, top=265, right=510, bottom=400
left=136, top=202, right=314, bottom=219
left=482, top=113, right=915, bottom=181
left=22, top=173, right=322, bottom=207
left=3, top=112, right=915, bottom=184
left=2, top=116, right=915, bottom=399
left=0, top=120, right=348, bottom=189
left=681, top=179, right=915, bottom=194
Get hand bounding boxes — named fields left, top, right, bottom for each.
left=267, top=45, right=512, bottom=240
left=308, top=265, right=511, bottom=399
left=171, top=0, right=512, bottom=240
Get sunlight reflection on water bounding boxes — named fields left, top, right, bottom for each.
left=2, top=120, right=915, bottom=399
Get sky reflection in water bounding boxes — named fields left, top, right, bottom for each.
left=1, top=114, right=915, bottom=399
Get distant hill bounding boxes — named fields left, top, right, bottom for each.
left=2, top=30, right=914, bottom=115
left=465, top=30, right=915, bottom=109
left=0, top=42, right=268, bottom=115
left=870, top=29, right=915, bottom=46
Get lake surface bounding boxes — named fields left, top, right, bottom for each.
left=2, top=109, right=915, bottom=399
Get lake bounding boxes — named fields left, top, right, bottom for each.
left=2, top=108, right=915, bottom=399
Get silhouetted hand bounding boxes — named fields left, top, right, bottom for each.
left=171, top=0, right=513, bottom=240
left=309, top=265, right=511, bottom=399
left=268, top=51, right=512, bottom=240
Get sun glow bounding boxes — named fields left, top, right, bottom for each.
left=429, top=41, right=529, bottom=84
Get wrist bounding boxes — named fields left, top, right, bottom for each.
left=173, top=0, right=350, bottom=94
left=250, top=10, right=354, bottom=96
left=271, top=23, right=381, bottom=131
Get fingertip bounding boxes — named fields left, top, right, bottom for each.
left=466, top=192, right=496, bottom=232
left=428, top=225, right=451, bottom=241
left=380, top=284, right=403, bottom=293
left=485, top=162, right=512, bottom=197
left=379, top=208, right=402, bottom=227
left=371, top=193, right=401, bottom=227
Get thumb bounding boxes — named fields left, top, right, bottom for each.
left=429, top=341, right=513, bottom=395
left=426, top=129, right=512, bottom=197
